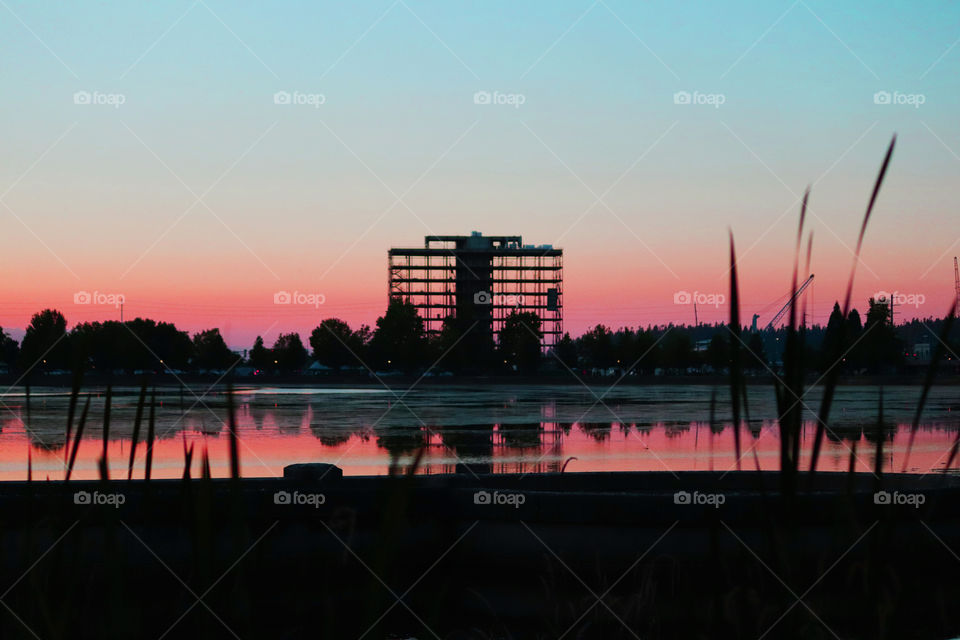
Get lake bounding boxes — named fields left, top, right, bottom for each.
left=0, top=383, right=957, bottom=480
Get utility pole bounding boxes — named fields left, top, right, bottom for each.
left=954, top=257, right=960, bottom=304
left=120, top=302, right=123, bottom=323
left=693, top=302, right=699, bottom=326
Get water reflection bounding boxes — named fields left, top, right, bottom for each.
left=0, top=384, right=957, bottom=479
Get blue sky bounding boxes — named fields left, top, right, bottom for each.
left=1, top=0, right=959, bottom=344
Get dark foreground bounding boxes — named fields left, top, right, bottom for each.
left=1, top=467, right=959, bottom=639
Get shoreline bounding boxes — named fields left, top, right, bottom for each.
left=2, top=372, right=958, bottom=389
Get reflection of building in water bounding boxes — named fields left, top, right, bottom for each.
left=438, top=424, right=495, bottom=475
left=579, top=422, right=612, bottom=441
left=494, top=421, right=565, bottom=474
left=388, top=232, right=563, bottom=350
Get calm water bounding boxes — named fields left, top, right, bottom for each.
left=0, top=384, right=958, bottom=480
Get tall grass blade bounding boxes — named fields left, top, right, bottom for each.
left=940, top=431, right=960, bottom=478
left=810, top=134, right=896, bottom=474
left=874, top=387, right=884, bottom=481
left=65, top=375, right=81, bottom=464
left=99, top=385, right=112, bottom=481
left=902, top=299, right=956, bottom=471
left=65, top=394, right=91, bottom=482
left=144, top=388, right=156, bottom=482
left=182, top=435, right=194, bottom=480
left=728, top=232, right=743, bottom=470
left=227, top=382, right=240, bottom=481
left=127, top=381, right=147, bottom=481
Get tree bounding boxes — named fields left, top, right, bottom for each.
left=0, top=327, right=19, bottom=370
left=552, top=332, right=579, bottom=370
left=369, top=298, right=428, bottom=371
left=578, top=324, right=615, bottom=370
left=860, top=297, right=902, bottom=372
left=249, top=336, right=272, bottom=371
left=68, top=319, right=192, bottom=374
left=498, top=311, right=542, bottom=373
left=309, top=318, right=367, bottom=370
left=747, top=332, right=767, bottom=370
left=430, top=314, right=494, bottom=373
left=18, top=309, right=68, bottom=373
left=121, top=318, right=192, bottom=372
left=819, top=302, right=846, bottom=372
left=706, top=333, right=730, bottom=372
left=272, top=333, right=308, bottom=372
left=192, top=329, right=237, bottom=371
left=660, top=329, right=694, bottom=371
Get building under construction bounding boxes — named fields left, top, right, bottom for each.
left=388, top=232, right=563, bottom=349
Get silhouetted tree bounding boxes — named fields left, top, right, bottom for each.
left=578, top=324, right=615, bottom=370
left=249, top=336, right=272, bottom=371
left=819, top=302, right=846, bottom=372
left=860, top=297, right=903, bottom=372
left=309, top=318, right=368, bottom=370
left=123, top=318, right=192, bottom=371
left=0, top=327, right=19, bottom=370
left=369, top=298, right=427, bottom=371
left=706, top=333, right=729, bottom=372
left=272, top=333, right=308, bottom=372
left=747, top=332, right=767, bottom=370
left=18, top=309, right=68, bottom=374
left=659, top=329, right=694, bottom=371
left=552, top=332, right=578, bottom=370
left=69, top=319, right=192, bottom=373
left=192, top=329, right=237, bottom=371
left=498, top=311, right=542, bottom=373
left=431, top=314, right=495, bottom=372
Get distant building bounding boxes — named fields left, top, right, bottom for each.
left=912, top=342, right=932, bottom=361
left=388, top=232, right=563, bottom=349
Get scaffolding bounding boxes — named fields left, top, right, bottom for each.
left=388, top=232, right=563, bottom=349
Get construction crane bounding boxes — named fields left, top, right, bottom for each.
left=764, top=274, right=815, bottom=330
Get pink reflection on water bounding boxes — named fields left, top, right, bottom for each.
left=0, top=412, right=955, bottom=480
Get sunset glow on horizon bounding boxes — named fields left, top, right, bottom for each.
left=2, top=1, right=959, bottom=347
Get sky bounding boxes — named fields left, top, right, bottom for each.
left=1, top=0, right=959, bottom=349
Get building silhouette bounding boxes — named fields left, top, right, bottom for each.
left=388, top=232, right=563, bottom=349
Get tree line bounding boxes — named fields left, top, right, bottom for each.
left=0, top=296, right=955, bottom=378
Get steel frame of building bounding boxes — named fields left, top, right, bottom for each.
left=388, top=234, right=563, bottom=349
